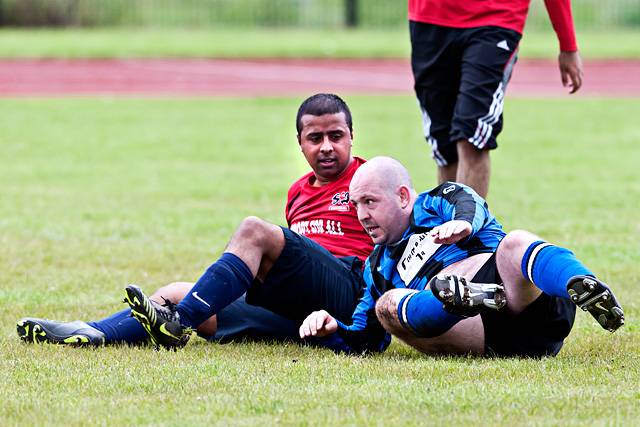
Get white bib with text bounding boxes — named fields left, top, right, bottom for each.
left=396, top=233, right=442, bottom=285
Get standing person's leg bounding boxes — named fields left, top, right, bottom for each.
left=456, top=143, right=490, bottom=198
left=450, top=26, right=521, bottom=198
left=410, top=21, right=461, bottom=184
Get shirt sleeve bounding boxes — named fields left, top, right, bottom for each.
left=317, top=258, right=391, bottom=354
left=544, top=0, right=578, bottom=52
left=285, top=183, right=300, bottom=226
left=426, top=182, right=490, bottom=236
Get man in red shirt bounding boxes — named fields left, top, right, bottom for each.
left=408, top=0, right=583, bottom=198
left=17, top=94, right=374, bottom=348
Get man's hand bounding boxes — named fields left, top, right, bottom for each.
left=429, top=220, right=472, bottom=244
left=558, top=50, right=583, bottom=94
left=299, top=310, right=338, bottom=338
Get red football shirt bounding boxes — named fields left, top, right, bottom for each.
left=286, top=156, right=373, bottom=262
left=408, top=0, right=577, bottom=52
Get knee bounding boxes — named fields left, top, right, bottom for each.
left=500, top=229, right=538, bottom=254
left=235, top=216, right=270, bottom=245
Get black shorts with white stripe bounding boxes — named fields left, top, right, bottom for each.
left=410, top=21, right=521, bottom=166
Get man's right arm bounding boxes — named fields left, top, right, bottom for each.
left=543, top=0, right=583, bottom=93
left=299, top=260, right=391, bottom=354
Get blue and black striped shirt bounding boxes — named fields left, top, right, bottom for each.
left=322, top=182, right=506, bottom=353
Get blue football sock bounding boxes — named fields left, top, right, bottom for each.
left=88, top=308, right=148, bottom=344
left=177, top=252, right=254, bottom=329
left=397, top=289, right=463, bottom=337
left=521, top=241, right=594, bottom=298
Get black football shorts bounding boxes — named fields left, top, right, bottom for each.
left=410, top=21, right=522, bottom=166
left=473, top=254, right=577, bottom=358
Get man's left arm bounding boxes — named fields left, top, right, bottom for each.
left=544, top=0, right=583, bottom=94
left=427, top=182, right=490, bottom=244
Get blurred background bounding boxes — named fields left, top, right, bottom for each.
left=0, top=0, right=639, bottom=30
left=1, top=0, right=638, bottom=59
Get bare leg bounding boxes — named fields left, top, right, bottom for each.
left=376, top=289, right=485, bottom=355
left=151, top=282, right=218, bottom=336
left=495, top=230, right=544, bottom=315
left=456, top=140, right=490, bottom=198
left=224, top=216, right=286, bottom=281
left=438, top=163, right=457, bottom=184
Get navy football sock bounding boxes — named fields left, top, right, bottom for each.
left=397, top=289, right=463, bottom=337
left=88, top=308, right=148, bottom=344
left=521, top=241, right=594, bottom=298
left=177, top=252, right=254, bottom=329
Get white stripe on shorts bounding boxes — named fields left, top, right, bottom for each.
left=468, top=50, right=519, bottom=150
left=421, top=105, right=448, bottom=166
left=469, top=82, right=504, bottom=149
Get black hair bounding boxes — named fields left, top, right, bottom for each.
left=295, top=93, right=353, bottom=136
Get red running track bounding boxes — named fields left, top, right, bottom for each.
left=1, top=58, right=639, bottom=97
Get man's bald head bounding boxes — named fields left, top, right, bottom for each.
left=349, top=157, right=417, bottom=245
left=351, top=156, right=414, bottom=195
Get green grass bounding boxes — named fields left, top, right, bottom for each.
left=1, top=28, right=640, bottom=58
left=1, top=96, right=639, bottom=425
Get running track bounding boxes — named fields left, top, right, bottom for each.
left=1, top=58, right=639, bottom=97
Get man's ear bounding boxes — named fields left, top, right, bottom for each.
left=398, top=185, right=411, bottom=209
left=297, top=134, right=302, bottom=149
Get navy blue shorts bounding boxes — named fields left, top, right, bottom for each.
left=210, top=228, right=365, bottom=343
left=211, top=295, right=301, bottom=343
left=410, top=21, right=521, bottom=166
left=246, top=227, right=365, bottom=323
left=475, top=254, right=577, bottom=357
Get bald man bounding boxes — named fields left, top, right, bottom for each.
left=300, top=156, right=624, bottom=357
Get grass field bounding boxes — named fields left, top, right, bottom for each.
left=1, top=28, right=640, bottom=58
left=1, top=96, right=639, bottom=425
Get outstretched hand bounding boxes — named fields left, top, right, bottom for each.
left=558, top=50, right=584, bottom=94
left=299, top=310, right=338, bottom=338
left=429, top=220, right=472, bottom=244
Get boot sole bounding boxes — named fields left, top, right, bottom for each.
left=16, top=319, right=99, bottom=346
left=567, top=276, right=625, bottom=332
left=124, top=286, right=160, bottom=347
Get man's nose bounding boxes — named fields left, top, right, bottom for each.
left=320, top=138, right=333, bottom=152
